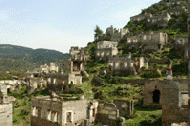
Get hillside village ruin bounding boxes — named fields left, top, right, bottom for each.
left=0, top=0, right=189, bottom=126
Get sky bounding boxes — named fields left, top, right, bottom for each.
left=0, top=0, right=160, bottom=53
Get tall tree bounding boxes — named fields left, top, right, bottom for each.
left=94, top=25, right=103, bottom=41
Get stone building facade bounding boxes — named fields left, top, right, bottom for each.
left=31, top=96, right=98, bottom=126
left=162, top=80, right=189, bottom=126
left=105, top=25, right=128, bottom=42
left=130, top=11, right=171, bottom=28
left=95, top=100, right=134, bottom=126
left=69, top=47, right=88, bottom=62
left=31, top=95, right=134, bottom=126
left=108, top=56, right=146, bottom=76
left=0, top=79, right=22, bottom=92
left=143, top=79, right=188, bottom=107
left=127, top=31, right=168, bottom=50
left=95, top=25, right=128, bottom=42
left=40, top=63, right=59, bottom=74
left=143, top=79, right=189, bottom=125
left=0, top=84, right=15, bottom=126
left=96, top=41, right=118, bottom=61
left=147, top=12, right=171, bottom=28
left=130, top=12, right=153, bottom=22
left=25, top=72, right=68, bottom=92
left=68, top=47, right=85, bottom=85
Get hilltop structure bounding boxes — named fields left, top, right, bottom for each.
left=130, top=12, right=171, bottom=28
left=95, top=25, right=128, bottom=42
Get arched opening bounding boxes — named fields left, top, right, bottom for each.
left=152, top=89, right=160, bottom=104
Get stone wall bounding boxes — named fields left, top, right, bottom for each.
left=113, top=99, right=134, bottom=118
left=31, top=97, right=93, bottom=126
left=143, top=79, right=188, bottom=107
left=127, top=32, right=168, bottom=51
left=161, top=81, right=189, bottom=126
left=95, top=103, right=120, bottom=126
left=96, top=48, right=118, bottom=61
left=69, top=47, right=86, bottom=62
left=96, top=41, right=118, bottom=61
left=0, top=103, right=13, bottom=126
left=62, top=100, right=89, bottom=125
left=108, top=57, right=136, bottom=76
left=68, top=74, right=82, bottom=84
left=143, top=80, right=164, bottom=107
left=31, top=117, right=60, bottom=126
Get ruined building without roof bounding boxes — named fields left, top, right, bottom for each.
left=126, top=31, right=168, bottom=50
left=31, top=94, right=134, bottom=126
left=108, top=56, right=147, bottom=76
left=40, top=63, right=59, bottom=74
left=68, top=47, right=85, bottom=85
left=143, top=79, right=189, bottom=126
left=95, top=25, right=128, bottom=42
left=130, top=12, right=171, bottom=28
left=96, top=41, right=118, bottom=61
left=31, top=96, right=98, bottom=126
left=0, top=84, right=15, bottom=126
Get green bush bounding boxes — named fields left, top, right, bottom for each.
left=141, top=70, right=162, bottom=78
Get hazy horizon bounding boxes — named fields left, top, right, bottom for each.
left=0, top=0, right=160, bottom=53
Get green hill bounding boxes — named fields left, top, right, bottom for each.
left=0, top=44, right=69, bottom=72
left=124, top=0, right=188, bottom=35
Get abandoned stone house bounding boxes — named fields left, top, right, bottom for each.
left=70, top=47, right=88, bottom=62
left=95, top=25, right=128, bottom=42
left=130, top=12, right=153, bottom=22
left=31, top=94, right=134, bottom=126
left=25, top=72, right=48, bottom=91
left=95, top=99, right=134, bottom=126
left=147, top=12, right=171, bottom=28
left=40, top=63, right=59, bottom=74
left=25, top=72, right=68, bottom=91
left=108, top=56, right=146, bottom=76
left=143, top=79, right=189, bottom=125
left=105, top=25, right=128, bottom=42
left=0, top=84, right=15, bottom=126
left=0, top=79, right=22, bottom=92
left=31, top=95, right=99, bottom=126
left=127, top=31, right=168, bottom=50
left=143, top=79, right=188, bottom=106
left=45, top=73, right=68, bottom=86
left=130, top=11, right=171, bottom=28
left=96, top=41, right=118, bottom=61
left=68, top=47, right=85, bottom=85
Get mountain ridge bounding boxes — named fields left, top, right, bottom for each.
left=0, top=44, right=69, bottom=72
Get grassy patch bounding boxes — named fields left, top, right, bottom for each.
left=125, top=107, right=162, bottom=126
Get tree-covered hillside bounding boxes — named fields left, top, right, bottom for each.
left=0, top=44, right=69, bottom=72
left=124, top=0, right=188, bottom=35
